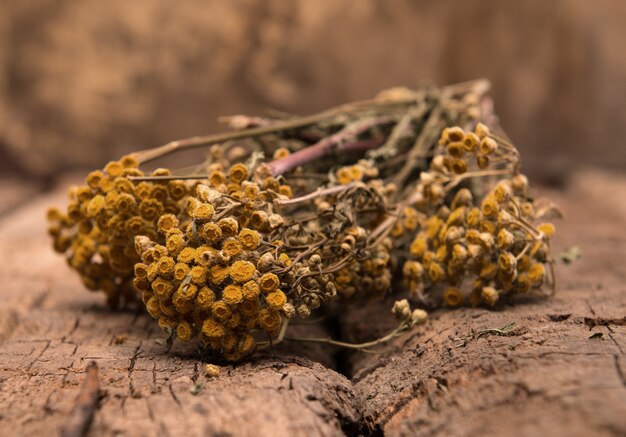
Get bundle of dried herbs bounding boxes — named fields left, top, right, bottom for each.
left=47, top=79, right=560, bottom=361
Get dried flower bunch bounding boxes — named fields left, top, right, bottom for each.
left=47, top=79, right=559, bottom=361
left=400, top=124, right=558, bottom=308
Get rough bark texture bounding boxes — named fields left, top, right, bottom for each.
left=0, top=169, right=625, bottom=436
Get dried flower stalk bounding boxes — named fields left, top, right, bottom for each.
left=46, top=79, right=558, bottom=361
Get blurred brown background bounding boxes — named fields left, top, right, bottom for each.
left=1, top=0, right=625, bottom=182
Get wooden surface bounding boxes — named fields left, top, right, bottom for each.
left=0, top=169, right=625, bottom=436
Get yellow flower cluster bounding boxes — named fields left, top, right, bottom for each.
left=402, top=124, right=555, bottom=307
left=334, top=235, right=393, bottom=299
left=135, top=163, right=296, bottom=361
left=335, top=160, right=380, bottom=185
left=46, top=155, right=190, bottom=306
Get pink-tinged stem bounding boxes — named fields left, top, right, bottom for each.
left=268, top=117, right=394, bottom=176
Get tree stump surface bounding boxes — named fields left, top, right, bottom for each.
left=0, top=169, right=624, bottom=436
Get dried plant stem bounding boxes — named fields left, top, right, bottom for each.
left=135, top=79, right=490, bottom=166
left=392, top=79, right=492, bottom=189
left=61, top=361, right=100, bottom=437
left=284, top=324, right=410, bottom=351
left=392, top=106, right=444, bottom=189
left=267, top=116, right=395, bottom=176
left=368, top=109, right=421, bottom=159
left=274, top=183, right=359, bottom=206
left=134, top=99, right=413, bottom=165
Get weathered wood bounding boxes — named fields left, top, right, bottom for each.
left=342, top=170, right=626, bottom=435
left=0, top=169, right=625, bottom=436
left=0, top=187, right=360, bottom=436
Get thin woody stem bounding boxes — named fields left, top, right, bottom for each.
left=134, top=79, right=490, bottom=166
left=134, top=100, right=413, bottom=165
left=61, top=361, right=99, bottom=437
left=274, top=183, right=358, bottom=206
left=392, top=105, right=443, bottom=188
left=266, top=116, right=395, bottom=176
left=284, top=324, right=409, bottom=351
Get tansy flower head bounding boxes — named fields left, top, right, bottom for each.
left=250, top=211, right=269, bottom=229
left=86, top=195, right=105, bottom=217
left=151, top=277, right=174, bottom=298
left=230, top=260, right=256, bottom=283
left=278, top=184, right=293, bottom=198
left=202, top=318, right=225, bottom=339
left=190, top=265, right=208, bottom=284
left=481, top=286, right=499, bottom=306
left=537, top=223, right=556, bottom=238
left=223, top=284, right=243, bottom=305
left=177, top=247, right=196, bottom=264
left=428, top=262, right=444, bottom=283
left=157, top=214, right=179, bottom=232
left=528, top=263, right=545, bottom=285
left=443, top=287, right=463, bottom=307
left=146, top=296, right=162, bottom=318
left=114, top=178, right=134, bottom=194
left=447, top=142, right=465, bottom=158
left=104, top=161, right=123, bottom=177
left=238, top=333, right=255, bottom=355
left=167, top=180, right=188, bottom=201
left=139, top=198, right=164, bottom=221
left=498, top=252, right=517, bottom=273
left=447, top=126, right=465, bottom=142
left=120, top=154, right=139, bottom=169
left=229, top=163, right=249, bottom=183
left=201, top=222, right=223, bottom=244
left=451, top=189, right=473, bottom=209
left=156, top=256, right=175, bottom=276
left=511, top=174, right=529, bottom=195
left=410, top=235, right=428, bottom=257
left=496, top=229, right=515, bottom=250
left=243, top=183, right=260, bottom=200
left=258, top=273, right=280, bottom=293
left=475, top=122, right=490, bottom=139
left=166, top=233, right=185, bottom=256
left=403, top=260, right=424, bottom=279
left=258, top=309, right=282, bottom=333
left=218, top=217, right=239, bottom=236
left=222, top=238, right=243, bottom=258
left=211, top=301, right=232, bottom=321
left=191, top=203, right=214, bottom=221
left=336, top=167, right=352, bottom=185
left=209, top=265, right=230, bottom=285
left=479, top=137, right=497, bottom=155
left=176, top=321, right=193, bottom=341
left=476, top=154, right=490, bottom=169
left=493, top=182, right=511, bottom=203
left=463, top=132, right=479, bottom=151
left=265, top=290, right=287, bottom=310
left=86, top=170, right=105, bottom=190
left=242, top=280, right=260, bottom=300
left=209, top=170, right=226, bottom=187
left=134, top=263, right=149, bottom=278
left=125, top=216, right=144, bottom=234
left=196, top=286, right=216, bottom=311
left=481, top=195, right=499, bottom=218
left=273, top=147, right=290, bottom=159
